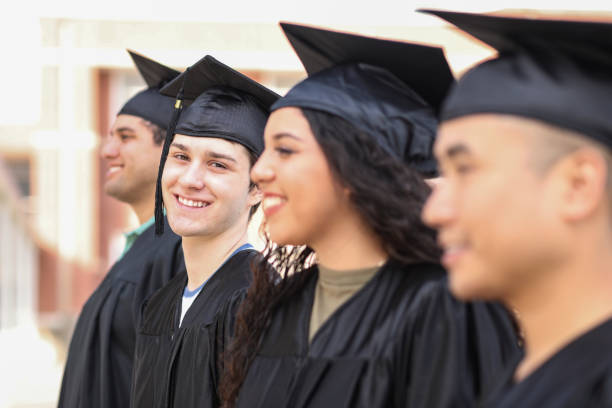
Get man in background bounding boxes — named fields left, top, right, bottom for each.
left=58, top=51, right=184, bottom=408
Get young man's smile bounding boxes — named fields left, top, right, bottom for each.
left=175, top=194, right=212, bottom=209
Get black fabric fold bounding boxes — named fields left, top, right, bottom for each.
left=480, top=317, right=612, bottom=408
left=235, top=262, right=521, bottom=408
left=130, top=250, right=256, bottom=408
left=58, top=218, right=183, bottom=408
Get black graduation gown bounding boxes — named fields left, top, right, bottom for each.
left=236, top=261, right=521, bottom=408
left=479, top=316, right=612, bottom=408
left=130, top=249, right=256, bottom=408
left=58, top=218, right=183, bottom=408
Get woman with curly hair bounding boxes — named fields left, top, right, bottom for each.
left=218, top=23, right=521, bottom=408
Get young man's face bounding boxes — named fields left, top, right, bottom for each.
left=102, top=114, right=162, bottom=205
left=161, top=134, right=260, bottom=237
left=422, top=114, right=569, bottom=301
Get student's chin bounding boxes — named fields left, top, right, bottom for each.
left=448, top=273, right=495, bottom=302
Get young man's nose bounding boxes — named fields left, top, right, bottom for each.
left=101, top=137, right=120, bottom=159
left=422, top=180, right=455, bottom=229
left=178, top=163, right=206, bottom=190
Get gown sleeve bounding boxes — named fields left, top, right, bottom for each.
left=396, top=280, right=521, bottom=408
left=131, top=237, right=184, bottom=331
left=585, top=366, right=612, bottom=408
left=209, top=288, right=249, bottom=402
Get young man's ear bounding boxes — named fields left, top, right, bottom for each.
left=248, top=183, right=263, bottom=207
left=558, top=147, right=609, bottom=222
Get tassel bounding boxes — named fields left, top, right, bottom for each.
left=155, top=68, right=189, bottom=235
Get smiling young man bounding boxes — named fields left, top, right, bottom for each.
left=58, top=52, right=185, bottom=408
left=129, top=55, right=278, bottom=408
left=421, top=10, right=612, bottom=407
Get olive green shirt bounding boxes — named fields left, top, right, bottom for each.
left=309, top=264, right=379, bottom=342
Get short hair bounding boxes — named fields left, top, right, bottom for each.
left=141, top=120, right=165, bottom=145
left=525, top=118, right=612, bottom=218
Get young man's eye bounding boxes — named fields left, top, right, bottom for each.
left=211, top=161, right=228, bottom=170
left=173, top=153, right=189, bottom=161
left=455, top=163, right=474, bottom=175
left=119, top=134, right=132, bottom=141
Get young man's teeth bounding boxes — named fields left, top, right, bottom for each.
left=178, top=196, right=207, bottom=208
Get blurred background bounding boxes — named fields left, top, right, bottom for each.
left=0, top=0, right=609, bottom=406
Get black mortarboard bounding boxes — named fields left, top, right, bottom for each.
left=153, top=55, right=280, bottom=234
left=419, top=9, right=612, bottom=150
left=117, top=50, right=180, bottom=128
left=271, top=22, right=454, bottom=173
left=160, top=55, right=279, bottom=154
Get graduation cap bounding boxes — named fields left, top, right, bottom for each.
left=153, top=55, right=280, bottom=234
left=117, top=50, right=180, bottom=129
left=271, top=22, right=454, bottom=173
left=419, top=9, right=612, bottom=150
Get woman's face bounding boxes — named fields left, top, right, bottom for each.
left=251, top=107, right=348, bottom=247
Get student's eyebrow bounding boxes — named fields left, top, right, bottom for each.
left=170, top=142, right=189, bottom=152
left=110, top=126, right=136, bottom=136
left=273, top=132, right=302, bottom=142
left=208, top=150, right=237, bottom=164
left=444, top=143, right=472, bottom=159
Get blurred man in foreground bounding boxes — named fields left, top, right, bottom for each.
left=422, top=10, right=612, bottom=408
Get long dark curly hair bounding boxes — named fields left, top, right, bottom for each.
left=218, top=108, right=441, bottom=407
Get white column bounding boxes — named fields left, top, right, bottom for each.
left=0, top=202, right=11, bottom=330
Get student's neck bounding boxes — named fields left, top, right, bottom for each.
left=181, top=222, right=248, bottom=291
left=510, top=243, right=612, bottom=382
left=312, top=214, right=387, bottom=271
left=130, top=198, right=155, bottom=225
